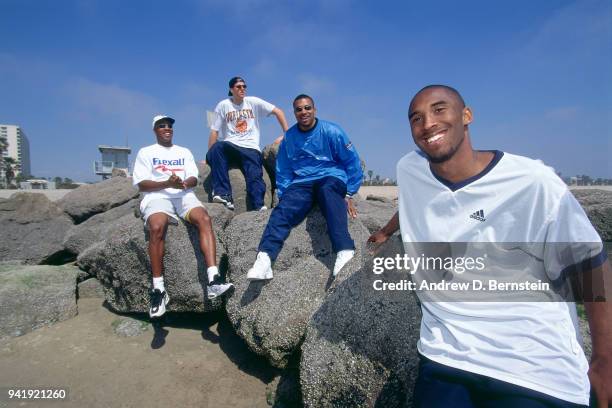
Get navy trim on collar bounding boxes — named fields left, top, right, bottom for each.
left=430, top=150, right=504, bottom=192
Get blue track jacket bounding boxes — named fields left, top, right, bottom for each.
left=276, top=119, right=363, bottom=198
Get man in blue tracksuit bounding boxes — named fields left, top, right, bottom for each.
left=247, top=94, right=363, bottom=280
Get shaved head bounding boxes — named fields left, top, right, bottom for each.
left=410, top=85, right=465, bottom=111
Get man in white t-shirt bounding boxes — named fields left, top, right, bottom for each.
left=368, top=86, right=612, bottom=407
left=133, top=115, right=234, bottom=318
left=206, top=76, right=288, bottom=211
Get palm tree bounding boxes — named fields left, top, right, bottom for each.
left=4, top=157, right=17, bottom=187
left=367, top=170, right=373, bottom=185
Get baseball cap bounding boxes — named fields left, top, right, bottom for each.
left=152, top=115, right=175, bottom=129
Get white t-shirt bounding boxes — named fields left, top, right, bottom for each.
left=132, top=143, right=199, bottom=209
left=210, top=96, right=275, bottom=151
left=397, top=150, right=604, bottom=405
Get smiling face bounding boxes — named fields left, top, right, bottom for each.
left=408, top=87, right=472, bottom=164
left=293, top=97, right=316, bottom=131
left=154, top=119, right=174, bottom=147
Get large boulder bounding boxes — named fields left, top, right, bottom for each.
left=354, top=195, right=398, bottom=234
left=572, top=189, right=612, bottom=242
left=301, top=237, right=421, bottom=407
left=63, top=198, right=139, bottom=256
left=78, top=203, right=234, bottom=313
left=198, top=161, right=273, bottom=213
left=262, top=143, right=280, bottom=188
left=0, top=193, right=74, bottom=264
left=224, top=208, right=371, bottom=368
left=0, top=263, right=79, bottom=340
left=57, top=177, right=139, bottom=223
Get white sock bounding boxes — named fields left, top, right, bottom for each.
left=207, top=266, right=220, bottom=284
left=152, top=276, right=165, bottom=292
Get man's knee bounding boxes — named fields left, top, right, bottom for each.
left=187, top=207, right=212, bottom=228
left=318, top=177, right=345, bottom=198
left=207, top=141, right=227, bottom=161
left=148, top=217, right=168, bottom=241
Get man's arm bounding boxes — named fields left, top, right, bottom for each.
left=368, top=212, right=400, bottom=244
left=271, top=107, right=289, bottom=142
left=208, top=129, right=219, bottom=150
left=584, top=260, right=612, bottom=407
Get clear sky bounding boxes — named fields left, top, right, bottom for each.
left=1, top=0, right=610, bottom=182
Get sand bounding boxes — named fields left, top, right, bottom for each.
left=0, top=298, right=279, bottom=408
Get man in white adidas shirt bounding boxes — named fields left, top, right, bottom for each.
left=369, top=85, right=612, bottom=407
left=206, top=76, right=288, bottom=211
left=133, top=115, right=233, bottom=318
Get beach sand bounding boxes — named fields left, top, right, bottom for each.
left=0, top=298, right=278, bottom=408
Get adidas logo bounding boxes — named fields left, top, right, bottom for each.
left=470, top=209, right=486, bottom=222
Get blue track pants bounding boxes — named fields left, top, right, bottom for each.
left=206, top=141, right=265, bottom=209
left=258, top=176, right=354, bottom=260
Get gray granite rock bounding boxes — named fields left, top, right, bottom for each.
left=224, top=208, right=371, bottom=368
left=572, top=189, right=612, bottom=242
left=57, top=177, right=139, bottom=223
left=0, top=193, right=74, bottom=264
left=77, top=277, right=105, bottom=299
left=354, top=195, right=398, bottom=234
left=63, top=199, right=139, bottom=256
left=0, top=264, right=79, bottom=340
left=112, top=316, right=150, bottom=337
left=300, top=237, right=421, bottom=407
left=79, top=203, right=234, bottom=313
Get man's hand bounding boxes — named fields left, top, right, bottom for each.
left=367, top=230, right=390, bottom=245
left=346, top=197, right=357, bottom=219
left=167, top=174, right=184, bottom=189
left=366, top=212, right=399, bottom=254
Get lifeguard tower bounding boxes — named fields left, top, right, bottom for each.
left=94, top=145, right=131, bottom=179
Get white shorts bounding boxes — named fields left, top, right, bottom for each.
left=141, top=191, right=204, bottom=225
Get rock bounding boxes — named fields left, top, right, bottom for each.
left=111, top=167, right=129, bottom=178
left=365, top=194, right=392, bottom=203
left=0, top=193, right=75, bottom=264
left=57, top=177, right=139, bottom=224
left=262, top=143, right=280, bottom=189
left=224, top=208, right=371, bottom=368
left=0, top=264, right=79, bottom=340
left=354, top=195, right=398, bottom=234
left=300, top=237, right=421, bottom=407
left=572, top=189, right=612, bottom=242
left=63, top=199, right=139, bottom=256
left=77, top=277, right=105, bottom=299
left=112, top=316, right=150, bottom=337
left=81, top=203, right=234, bottom=313
left=198, top=160, right=274, bottom=213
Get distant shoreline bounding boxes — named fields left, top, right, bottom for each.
left=1, top=185, right=610, bottom=202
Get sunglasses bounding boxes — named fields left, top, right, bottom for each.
left=234, top=84, right=247, bottom=89
left=294, top=105, right=313, bottom=112
left=156, top=123, right=173, bottom=129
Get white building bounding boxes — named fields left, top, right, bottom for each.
left=0, top=124, right=31, bottom=179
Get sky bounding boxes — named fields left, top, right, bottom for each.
left=1, top=0, right=610, bottom=182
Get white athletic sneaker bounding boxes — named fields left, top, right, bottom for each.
left=247, top=252, right=274, bottom=281
left=213, top=195, right=235, bottom=210
left=258, top=206, right=268, bottom=211
left=149, top=289, right=170, bottom=318
left=333, top=249, right=355, bottom=276
left=207, top=281, right=235, bottom=300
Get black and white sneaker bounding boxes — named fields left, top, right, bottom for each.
left=212, top=195, right=235, bottom=210
left=207, top=277, right=234, bottom=300
left=149, top=289, right=169, bottom=318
